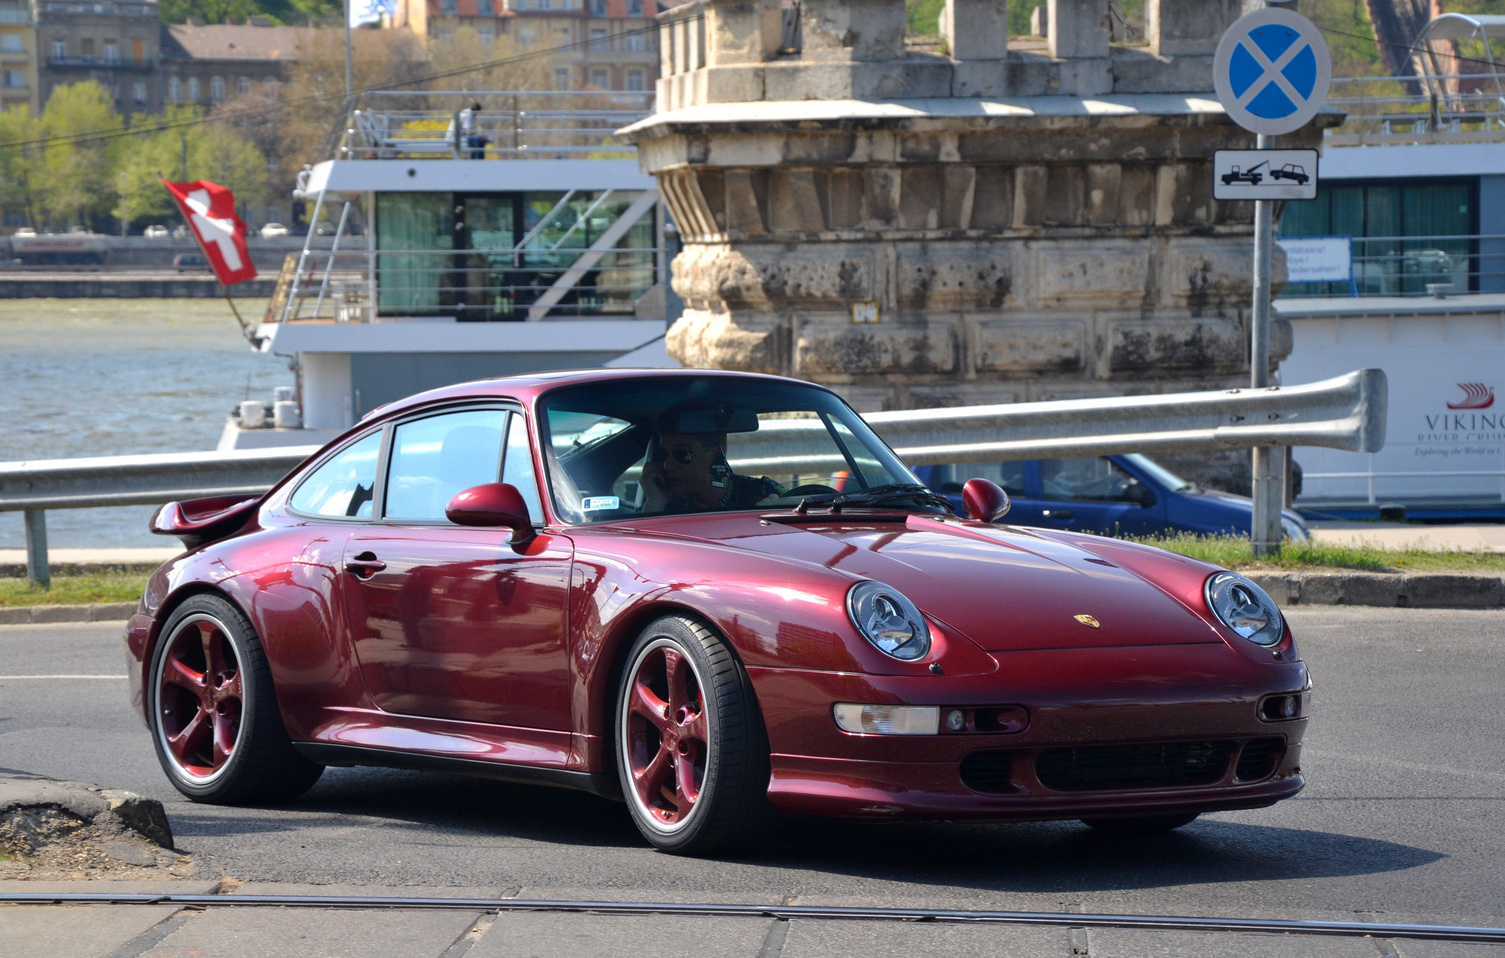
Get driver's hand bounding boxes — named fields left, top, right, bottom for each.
left=642, top=461, right=669, bottom=511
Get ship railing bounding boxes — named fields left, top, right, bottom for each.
left=334, top=91, right=654, bottom=161
left=271, top=247, right=672, bottom=324
left=1276, top=232, right=1505, bottom=298
left=1324, top=72, right=1505, bottom=146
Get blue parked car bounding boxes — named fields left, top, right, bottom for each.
left=912, top=453, right=1310, bottom=541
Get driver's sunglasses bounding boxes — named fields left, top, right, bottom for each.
left=651, top=444, right=704, bottom=465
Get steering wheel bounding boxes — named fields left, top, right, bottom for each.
left=785, top=484, right=840, bottom=498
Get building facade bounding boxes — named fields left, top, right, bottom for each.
left=159, top=19, right=311, bottom=110
left=33, top=0, right=160, bottom=116
left=0, top=0, right=38, bottom=115
left=424, top=0, right=662, bottom=93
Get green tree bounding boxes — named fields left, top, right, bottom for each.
left=36, top=81, right=123, bottom=231
left=113, top=106, right=270, bottom=230
left=0, top=106, right=47, bottom=230
left=158, top=0, right=341, bottom=25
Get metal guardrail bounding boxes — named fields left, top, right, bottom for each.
left=1324, top=72, right=1505, bottom=146
left=0, top=370, right=1387, bottom=586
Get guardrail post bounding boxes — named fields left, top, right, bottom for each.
left=23, top=509, right=49, bottom=589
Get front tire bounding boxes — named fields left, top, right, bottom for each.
left=148, top=594, right=322, bottom=804
left=615, top=615, right=774, bottom=855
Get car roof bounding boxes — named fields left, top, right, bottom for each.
left=363, top=368, right=834, bottom=423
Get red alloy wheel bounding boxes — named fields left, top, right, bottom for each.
left=624, top=639, right=709, bottom=828
left=154, top=613, right=244, bottom=783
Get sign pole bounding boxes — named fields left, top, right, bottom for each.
left=1250, top=131, right=1282, bottom=558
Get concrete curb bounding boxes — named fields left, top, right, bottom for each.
left=0, top=603, right=137, bottom=625
left=0, top=773, right=173, bottom=849
left=1246, top=572, right=1505, bottom=609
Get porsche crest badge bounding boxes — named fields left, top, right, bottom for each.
left=1074, top=614, right=1101, bottom=629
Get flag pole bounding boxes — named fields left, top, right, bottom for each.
left=344, top=0, right=354, bottom=98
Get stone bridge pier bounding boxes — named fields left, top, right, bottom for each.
left=620, top=0, right=1338, bottom=483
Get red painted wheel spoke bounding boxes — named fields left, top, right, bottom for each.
left=674, top=746, right=701, bottom=805
left=222, top=670, right=243, bottom=705
left=198, top=621, right=227, bottom=677
left=662, top=649, right=690, bottom=713
left=633, top=745, right=673, bottom=810
left=164, top=656, right=205, bottom=692
left=630, top=678, right=671, bottom=732
left=167, top=707, right=211, bottom=767
left=211, top=708, right=237, bottom=767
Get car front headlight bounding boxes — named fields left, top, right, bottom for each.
left=847, top=580, right=931, bottom=661
left=1205, top=572, right=1284, bottom=646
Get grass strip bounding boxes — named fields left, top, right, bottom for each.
left=0, top=572, right=147, bottom=608
left=1130, top=533, right=1505, bottom=573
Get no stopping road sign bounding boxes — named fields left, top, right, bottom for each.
left=1213, top=8, right=1332, bottom=136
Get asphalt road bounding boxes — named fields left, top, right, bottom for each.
left=2, top=607, right=1503, bottom=945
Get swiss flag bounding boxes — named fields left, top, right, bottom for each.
left=162, top=179, right=258, bottom=286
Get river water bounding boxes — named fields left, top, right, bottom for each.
left=0, top=299, right=293, bottom=549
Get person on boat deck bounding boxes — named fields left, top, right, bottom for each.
left=641, top=402, right=785, bottom=514
left=455, top=102, right=486, bottom=159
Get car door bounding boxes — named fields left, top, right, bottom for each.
left=341, top=406, right=573, bottom=743
left=1030, top=456, right=1164, bottom=535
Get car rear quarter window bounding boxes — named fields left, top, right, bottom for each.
left=385, top=409, right=507, bottom=521
left=288, top=431, right=382, bottom=519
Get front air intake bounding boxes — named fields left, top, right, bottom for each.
left=1036, top=741, right=1230, bottom=791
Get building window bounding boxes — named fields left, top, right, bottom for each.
left=626, top=68, right=644, bottom=91
left=537, top=0, right=549, bottom=9
left=439, top=0, right=455, bottom=13
left=187, top=76, right=199, bottom=99
left=627, top=0, right=641, bottom=14
left=103, top=41, right=117, bottom=62
left=132, top=80, right=145, bottom=102
left=237, top=76, right=250, bottom=94
left=2, top=68, right=23, bottom=88
left=553, top=66, right=570, bottom=90
left=590, top=0, right=604, bottom=15
left=589, top=27, right=607, bottom=50
left=627, top=31, right=644, bottom=52
left=210, top=75, right=224, bottom=99
left=0, top=35, right=21, bottom=53
left=167, top=76, right=179, bottom=99
left=80, top=37, right=93, bottom=57
left=478, top=26, right=494, bottom=44
left=477, top=0, right=492, bottom=12
left=4, top=209, right=27, bottom=227
left=518, top=27, right=536, bottom=48
left=589, top=66, right=609, bottom=88
left=51, top=39, right=65, bottom=58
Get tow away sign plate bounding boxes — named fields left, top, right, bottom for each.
left=1214, top=149, right=1318, bottom=201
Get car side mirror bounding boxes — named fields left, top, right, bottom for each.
left=1123, top=480, right=1156, bottom=507
left=962, top=478, right=1010, bottom=522
left=446, top=482, right=535, bottom=545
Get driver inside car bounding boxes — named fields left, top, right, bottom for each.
left=640, top=402, right=785, bottom=514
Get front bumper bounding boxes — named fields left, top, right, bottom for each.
left=748, top=643, right=1309, bottom=821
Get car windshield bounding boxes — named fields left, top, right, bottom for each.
left=538, top=376, right=940, bottom=523
left=1122, top=453, right=1193, bottom=492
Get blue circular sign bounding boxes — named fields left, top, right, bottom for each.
left=1213, top=9, right=1332, bottom=136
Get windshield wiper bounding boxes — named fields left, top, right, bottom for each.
left=828, top=483, right=953, bottom=513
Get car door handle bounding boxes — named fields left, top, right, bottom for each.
left=1041, top=509, right=1075, bottom=520
left=344, top=553, right=387, bottom=578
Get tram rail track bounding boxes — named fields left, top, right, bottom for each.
left=2, top=893, right=1502, bottom=944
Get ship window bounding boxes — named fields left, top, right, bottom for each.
left=376, top=192, right=454, bottom=316
left=1278, top=179, right=1476, bottom=296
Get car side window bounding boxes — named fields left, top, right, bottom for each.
left=288, top=431, right=382, bottom=519
left=385, top=409, right=506, bottom=522
left=502, top=412, right=544, bottom=523
left=1039, top=457, right=1135, bottom=501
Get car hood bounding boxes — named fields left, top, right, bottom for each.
left=636, top=513, right=1224, bottom=653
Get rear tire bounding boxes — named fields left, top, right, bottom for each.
left=1080, top=812, right=1199, bottom=835
left=615, top=614, right=776, bottom=855
left=149, top=594, right=323, bottom=804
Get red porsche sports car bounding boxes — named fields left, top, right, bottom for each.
left=126, top=370, right=1309, bottom=855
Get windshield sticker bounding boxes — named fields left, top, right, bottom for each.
left=582, top=496, right=621, bottom=512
